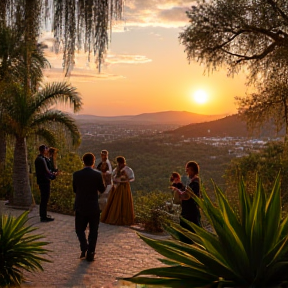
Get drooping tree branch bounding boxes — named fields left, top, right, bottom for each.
left=2, top=0, right=124, bottom=74
left=180, top=0, right=288, bottom=78
left=221, top=42, right=278, bottom=63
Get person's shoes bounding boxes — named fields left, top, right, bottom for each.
left=86, top=252, right=95, bottom=262
left=41, top=215, right=54, bottom=222
left=80, top=251, right=86, bottom=259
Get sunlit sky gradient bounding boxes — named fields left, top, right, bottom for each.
left=42, top=0, right=249, bottom=116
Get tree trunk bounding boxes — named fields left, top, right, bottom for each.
left=0, top=130, right=6, bottom=171
left=12, top=136, right=32, bottom=208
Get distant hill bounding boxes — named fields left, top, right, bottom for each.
left=72, top=111, right=225, bottom=125
left=131, top=111, right=225, bottom=124
left=165, top=114, right=284, bottom=138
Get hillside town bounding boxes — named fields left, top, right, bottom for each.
left=77, top=119, right=284, bottom=159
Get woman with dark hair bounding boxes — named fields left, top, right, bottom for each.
left=47, top=147, right=58, bottom=173
left=100, top=156, right=135, bottom=225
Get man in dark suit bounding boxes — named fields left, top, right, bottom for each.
left=73, top=152, right=106, bottom=261
left=35, top=144, right=57, bottom=222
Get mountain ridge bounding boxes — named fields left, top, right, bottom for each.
left=72, top=110, right=227, bottom=126
left=165, top=114, right=285, bottom=138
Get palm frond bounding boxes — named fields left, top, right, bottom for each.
left=30, top=110, right=81, bottom=147
left=31, top=82, right=82, bottom=113
left=29, top=128, right=57, bottom=147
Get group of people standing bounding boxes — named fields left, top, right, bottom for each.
left=35, top=144, right=201, bottom=262
left=72, top=150, right=135, bottom=261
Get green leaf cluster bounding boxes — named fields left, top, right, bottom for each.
left=0, top=211, right=50, bottom=287
left=134, top=190, right=181, bottom=233
left=124, top=174, right=288, bottom=288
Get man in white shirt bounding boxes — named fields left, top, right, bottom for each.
left=96, top=150, right=113, bottom=211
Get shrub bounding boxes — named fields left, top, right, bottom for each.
left=0, top=211, right=50, bottom=287
left=225, top=142, right=288, bottom=211
left=134, top=190, right=181, bottom=232
left=48, top=173, right=75, bottom=215
left=124, top=174, right=288, bottom=288
left=0, top=145, right=13, bottom=200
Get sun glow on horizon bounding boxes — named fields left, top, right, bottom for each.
left=193, top=89, right=208, bottom=104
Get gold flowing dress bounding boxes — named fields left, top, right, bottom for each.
left=100, top=166, right=135, bottom=225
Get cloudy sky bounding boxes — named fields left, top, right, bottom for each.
left=42, top=0, right=248, bottom=116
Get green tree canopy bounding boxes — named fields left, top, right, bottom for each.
left=236, top=77, right=288, bottom=135
left=179, top=0, right=288, bottom=83
left=180, top=0, right=288, bottom=136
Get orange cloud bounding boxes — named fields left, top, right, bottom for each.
left=123, top=0, right=196, bottom=28
left=43, top=68, right=125, bottom=83
left=105, top=54, right=152, bottom=65
left=40, top=32, right=152, bottom=82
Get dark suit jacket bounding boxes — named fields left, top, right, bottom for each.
left=73, top=167, right=106, bottom=215
left=35, top=154, right=50, bottom=185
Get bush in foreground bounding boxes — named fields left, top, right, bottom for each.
left=124, top=174, right=288, bottom=288
left=0, top=211, right=50, bottom=287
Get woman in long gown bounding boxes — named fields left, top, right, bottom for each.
left=100, top=156, right=135, bottom=225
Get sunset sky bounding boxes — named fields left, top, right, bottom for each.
left=42, top=0, right=249, bottom=117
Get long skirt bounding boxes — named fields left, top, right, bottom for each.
left=100, top=182, right=134, bottom=226
left=98, top=184, right=112, bottom=212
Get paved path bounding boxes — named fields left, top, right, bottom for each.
left=1, top=201, right=168, bottom=288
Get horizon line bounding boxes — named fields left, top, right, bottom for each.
left=71, top=110, right=231, bottom=118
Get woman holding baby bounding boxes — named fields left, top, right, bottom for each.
left=100, top=156, right=135, bottom=226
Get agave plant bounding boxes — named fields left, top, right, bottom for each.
left=124, top=173, right=288, bottom=288
left=0, top=211, right=50, bottom=287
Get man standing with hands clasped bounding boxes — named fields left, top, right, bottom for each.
left=73, top=152, right=106, bottom=262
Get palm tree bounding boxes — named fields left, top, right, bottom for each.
left=0, top=0, right=119, bottom=206
left=1, top=81, right=82, bottom=208
left=0, top=25, right=50, bottom=170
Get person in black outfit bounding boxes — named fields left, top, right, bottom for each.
left=35, top=144, right=57, bottom=222
left=73, top=153, right=106, bottom=262
left=181, top=161, right=201, bottom=231
left=173, top=161, right=201, bottom=232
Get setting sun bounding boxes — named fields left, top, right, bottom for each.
left=193, top=89, right=208, bottom=104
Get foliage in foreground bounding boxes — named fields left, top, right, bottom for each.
left=0, top=211, right=50, bottom=287
left=124, top=174, right=288, bottom=288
